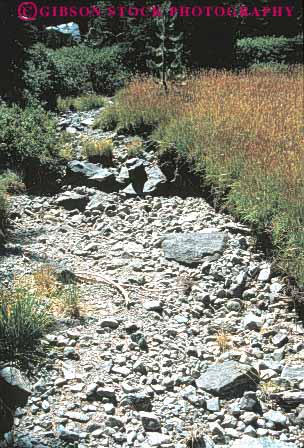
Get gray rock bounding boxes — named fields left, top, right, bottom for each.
left=258, top=267, right=272, bottom=282
left=206, top=397, right=220, bottom=412
left=231, top=436, right=296, bottom=448
left=65, top=411, right=90, bottom=423
left=243, top=313, right=264, bottom=331
left=0, top=367, right=31, bottom=409
left=100, top=318, right=120, bottom=329
left=272, top=332, right=288, bottom=348
left=146, top=432, right=172, bottom=446
left=196, top=361, right=259, bottom=398
left=66, top=160, right=119, bottom=191
left=281, top=365, right=304, bottom=382
left=105, top=416, right=125, bottom=428
left=120, top=393, right=152, bottom=411
left=264, top=410, right=287, bottom=426
left=143, top=300, right=163, bottom=312
left=143, top=166, right=167, bottom=195
left=140, top=412, right=161, bottom=431
left=162, top=232, right=227, bottom=265
left=86, top=192, right=116, bottom=212
left=54, top=192, right=89, bottom=211
left=116, top=166, right=130, bottom=185
left=58, top=428, right=80, bottom=442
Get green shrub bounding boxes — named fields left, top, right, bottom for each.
left=0, top=103, right=63, bottom=188
left=93, top=106, right=119, bottom=131
left=57, top=94, right=105, bottom=112
left=236, top=35, right=303, bottom=67
left=0, top=170, right=25, bottom=193
left=0, top=287, right=54, bottom=364
left=23, top=43, right=129, bottom=106
left=0, top=103, right=59, bottom=164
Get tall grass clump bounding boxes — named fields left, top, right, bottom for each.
left=82, top=137, right=114, bottom=165
left=0, top=265, right=82, bottom=364
left=57, top=94, right=105, bottom=112
left=0, top=287, right=54, bottom=364
left=109, top=67, right=304, bottom=283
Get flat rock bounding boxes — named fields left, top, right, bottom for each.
left=162, top=232, right=227, bottom=265
left=281, top=365, right=304, bottom=382
left=231, top=436, right=296, bottom=448
left=196, top=361, right=258, bottom=398
left=54, top=192, right=89, bottom=211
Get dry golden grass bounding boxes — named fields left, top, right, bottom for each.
left=216, top=329, right=232, bottom=353
left=101, top=67, right=304, bottom=282
left=82, top=137, right=114, bottom=165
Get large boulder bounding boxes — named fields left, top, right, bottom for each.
left=143, top=165, right=167, bottom=195
left=162, top=231, right=227, bottom=265
left=65, top=161, right=119, bottom=192
left=196, top=361, right=259, bottom=398
left=0, top=367, right=31, bottom=436
left=123, top=159, right=167, bottom=196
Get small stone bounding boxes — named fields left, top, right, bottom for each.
left=143, top=300, right=163, bottom=312
left=140, top=412, right=161, bottom=431
left=41, top=400, right=50, bottom=412
left=264, top=410, right=288, bottom=426
left=206, top=397, right=220, bottom=412
left=272, top=332, right=288, bottom=348
left=58, top=428, right=80, bottom=442
left=146, top=432, right=172, bottom=446
left=243, top=313, right=264, bottom=331
left=120, top=393, right=152, bottom=411
left=105, top=416, right=125, bottom=428
left=258, top=267, right=272, bottom=282
left=65, top=411, right=90, bottom=423
left=231, top=436, right=296, bottom=448
left=99, top=318, right=120, bottom=329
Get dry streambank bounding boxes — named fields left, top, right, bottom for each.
left=0, top=108, right=303, bottom=448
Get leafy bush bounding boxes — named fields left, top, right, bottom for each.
left=82, top=137, right=114, bottom=165
left=23, top=43, right=129, bottom=106
left=57, top=94, right=105, bottom=112
left=110, top=68, right=304, bottom=284
left=0, top=103, right=63, bottom=188
left=236, top=35, right=303, bottom=67
left=0, top=103, right=59, bottom=164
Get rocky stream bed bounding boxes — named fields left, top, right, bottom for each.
left=0, top=107, right=303, bottom=448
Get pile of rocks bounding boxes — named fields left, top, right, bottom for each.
left=0, top=109, right=303, bottom=448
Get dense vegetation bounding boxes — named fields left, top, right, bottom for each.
left=94, top=68, right=304, bottom=283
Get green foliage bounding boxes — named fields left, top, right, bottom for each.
left=57, top=94, right=105, bottom=112
left=0, top=287, right=54, bottom=364
left=23, top=43, right=129, bottom=106
left=236, top=35, right=303, bottom=67
left=0, top=103, right=59, bottom=166
left=58, top=285, right=81, bottom=319
left=148, top=1, right=184, bottom=90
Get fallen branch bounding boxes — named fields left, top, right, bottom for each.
left=75, top=271, right=130, bottom=308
